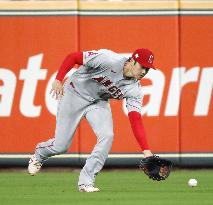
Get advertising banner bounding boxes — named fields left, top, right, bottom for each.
left=0, top=0, right=212, bottom=166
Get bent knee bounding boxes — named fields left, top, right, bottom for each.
left=53, top=146, right=68, bottom=154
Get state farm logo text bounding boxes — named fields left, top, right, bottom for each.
left=0, top=54, right=212, bottom=117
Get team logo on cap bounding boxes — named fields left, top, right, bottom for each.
left=148, top=55, right=154, bottom=63
left=135, top=53, right=139, bottom=59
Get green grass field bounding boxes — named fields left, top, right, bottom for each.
left=0, top=169, right=213, bottom=205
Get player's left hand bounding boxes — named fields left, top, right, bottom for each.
left=139, top=155, right=172, bottom=181
left=50, top=79, right=64, bottom=100
left=143, top=150, right=153, bottom=158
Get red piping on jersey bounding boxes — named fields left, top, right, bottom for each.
left=56, top=52, right=83, bottom=81
left=128, top=111, right=149, bottom=151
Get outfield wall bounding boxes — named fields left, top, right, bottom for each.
left=0, top=0, right=212, bottom=167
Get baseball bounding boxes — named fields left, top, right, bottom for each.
left=188, top=179, right=198, bottom=187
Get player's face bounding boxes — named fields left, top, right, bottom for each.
left=132, top=61, right=150, bottom=80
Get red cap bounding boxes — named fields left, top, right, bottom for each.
left=132, top=48, right=155, bottom=69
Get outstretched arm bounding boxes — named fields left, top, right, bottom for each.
left=128, top=111, right=153, bottom=158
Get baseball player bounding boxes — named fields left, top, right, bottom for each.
left=28, top=48, right=155, bottom=192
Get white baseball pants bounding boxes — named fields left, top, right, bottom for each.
left=35, top=80, right=114, bottom=186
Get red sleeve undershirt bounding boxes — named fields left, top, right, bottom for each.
left=55, top=52, right=149, bottom=151
left=56, top=52, right=83, bottom=81
left=128, top=111, right=149, bottom=151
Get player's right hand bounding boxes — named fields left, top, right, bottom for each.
left=50, top=79, right=64, bottom=100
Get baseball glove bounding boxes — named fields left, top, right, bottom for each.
left=139, top=155, right=172, bottom=181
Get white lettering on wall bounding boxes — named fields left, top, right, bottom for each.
left=19, top=54, right=47, bottom=117
left=0, top=69, right=16, bottom=116
left=165, top=67, right=199, bottom=116
left=194, top=67, right=213, bottom=116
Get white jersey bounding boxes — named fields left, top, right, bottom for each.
left=68, top=49, right=143, bottom=114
